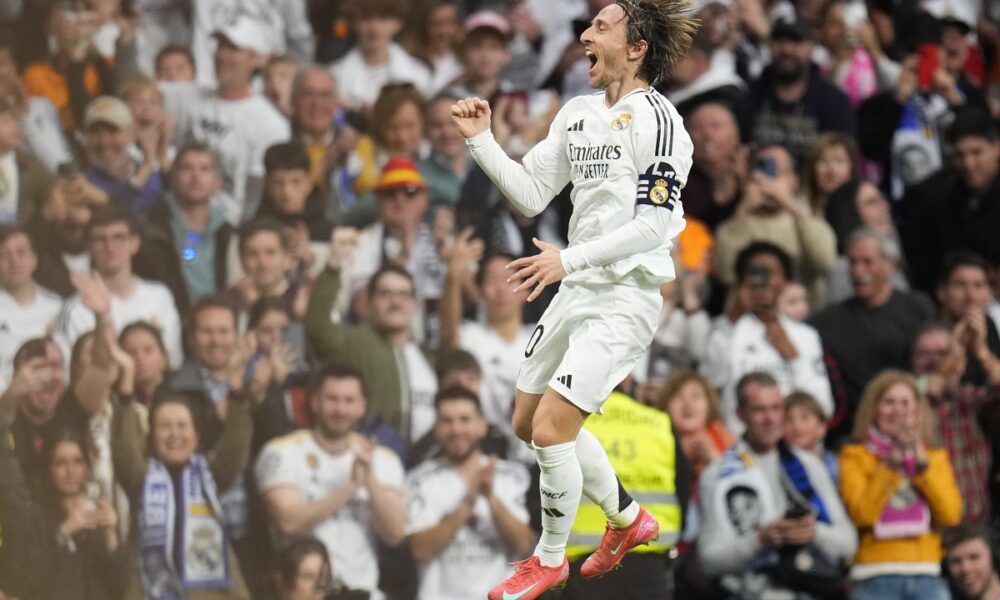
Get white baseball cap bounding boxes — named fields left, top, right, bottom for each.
left=212, top=15, right=273, bottom=56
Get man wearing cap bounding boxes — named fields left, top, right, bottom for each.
left=161, top=14, right=291, bottom=225
left=346, top=157, right=449, bottom=344
left=82, top=95, right=163, bottom=215
left=745, top=16, right=855, bottom=166
left=330, top=0, right=432, bottom=110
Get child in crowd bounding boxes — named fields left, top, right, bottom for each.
left=263, top=55, right=301, bottom=118
left=779, top=281, right=811, bottom=321
left=784, top=391, right=839, bottom=482
left=154, top=45, right=196, bottom=82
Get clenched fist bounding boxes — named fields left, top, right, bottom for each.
left=451, top=97, right=492, bottom=139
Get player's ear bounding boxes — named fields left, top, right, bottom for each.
left=628, top=39, right=648, bottom=63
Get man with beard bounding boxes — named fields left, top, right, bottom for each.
left=745, top=16, right=855, bottom=166
left=256, top=363, right=407, bottom=600
left=406, top=387, right=534, bottom=600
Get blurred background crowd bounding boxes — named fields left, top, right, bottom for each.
left=0, top=0, right=998, bottom=598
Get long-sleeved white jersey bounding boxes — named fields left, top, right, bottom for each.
left=467, top=87, right=693, bottom=286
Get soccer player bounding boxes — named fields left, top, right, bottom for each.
left=451, top=1, right=697, bottom=598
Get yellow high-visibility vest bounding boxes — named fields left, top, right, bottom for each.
left=566, top=391, right=682, bottom=559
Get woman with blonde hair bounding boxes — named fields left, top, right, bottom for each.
left=839, top=370, right=962, bottom=600
left=348, top=83, right=427, bottom=197
left=657, top=369, right=734, bottom=476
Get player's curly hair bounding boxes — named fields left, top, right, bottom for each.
left=616, top=0, right=699, bottom=86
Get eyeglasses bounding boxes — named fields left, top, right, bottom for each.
left=377, top=185, right=423, bottom=200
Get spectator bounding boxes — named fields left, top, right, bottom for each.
left=448, top=12, right=514, bottom=104
left=154, top=44, right=195, bottom=82
left=347, top=157, right=448, bottom=341
left=912, top=323, right=999, bottom=525
left=223, top=219, right=304, bottom=325
left=839, top=370, right=963, bottom=600
left=348, top=84, right=427, bottom=198
left=264, top=55, right=301, bottom=118
left=746, top=15, right=856, bottom=165
left=162, top=15, right=291, bottom=224
left=657, top=369, right=733, bottom=477
left=406, top=386, right=533, bottom=599
left=712, top=144, right=838, bottom=307
left=778, top=281, right=810, bottom=321
left=903, top=108, right=1000, bottom=293
left=113, top=356, right=259, bottom=599
left=703, top=242, right=833, bottom=434
left=256, top=363, right=407, bottom=600
left=810, top=228, right=935, bottom=435
left=81, top=95, right=164, bottom=214
left=802, top=132, right=860, bottom=217
left=698, top=372, right=857, bottom=598
left=118, top=76, right=175, bottom=172
left=0, top=97, right=54, bottom=224
left=815, top=0, right=896, bottom=108
left=936, top=251, right=1000, bottom=386
left=140, top=142, right=233, bottom=307
left=419, top=94, right=470, bottom=207
left=37, top=429, right=126, bottom=600
left=57, top=206, right=183, bottom=368
left=665, top=27, right=745, bottom=118
left=330, top=0, right=433, bottom=110
left=0, top=225, right=63, bottom=389
left=307, top=233, right=439, bottom=446
left=257, top=142, right=334, bottom=279
left=943, top=523, right=1000, bottom=600
left=783, top=391, right=838, bottom=482
left=288, top=66, right=357, bottom=211
left=824, top=179, right=903, bottom=304
left=0, top=34, right=73, bottom=173
left=680, top=101, right=746, bottom=230
left=439, top=232, right=535, bottom=455
left=401, top=0, right=463, bottom=95
left=119, top=320, right=169, bottom=408
left=272, top=536, right=339, bottom=600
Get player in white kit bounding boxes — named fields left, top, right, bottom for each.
left=451, top=1, right=697, bottom=598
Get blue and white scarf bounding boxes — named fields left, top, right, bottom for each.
left=139, top=454, right=230, bottom=599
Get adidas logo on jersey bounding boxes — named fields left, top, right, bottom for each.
left=555, top=374, right=573, bottom=389
left=567, top=119, right=584, bottom=132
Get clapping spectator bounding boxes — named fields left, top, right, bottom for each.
left=255, top=364, right=407, bottom=599
left=223, top=219, right=304, bottom=325
left=839, top=370, right=963, bottom=600
left=119, top=76, right=175, bottom=171
left=406, top=386, right=533, bottom=599
left=935, top=251, right=1000, bottom=386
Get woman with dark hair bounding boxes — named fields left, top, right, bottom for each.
left=38, top=429, right=127, bottom=600
left=112, top=342, right=262, bottom=599
left=401, top=0, right=463, bottom=94
left=349, top=83, right=427, bottom=197
left=273, top=536, right=332, bottom=600
left=120, top=321, right=171, bottom=409
left=803, top=132, right=860, bottom=215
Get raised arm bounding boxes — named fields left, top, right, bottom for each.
left=454, top=97, right=571, bottom=218
left=438, top=227, right=485, bottom=352
left=305, top=228, right=360, bottom=362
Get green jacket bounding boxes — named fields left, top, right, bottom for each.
left=306, top=266, right=408, bottom=436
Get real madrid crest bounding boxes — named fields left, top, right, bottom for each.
left=611, top=112, right=632, bottom=131
left=649, top=178, right=669, bottom=205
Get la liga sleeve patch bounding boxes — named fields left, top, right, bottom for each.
left=636, top=171, right=680, bottom=209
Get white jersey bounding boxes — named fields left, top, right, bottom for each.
left=0, top=286, right=62, bottom=388
left=405, top=455, right=531, bottom=600
left=161, top=82, right=290, bottom=223
left=701, top=313, right=833, bottom=435
left=57, top=277, right=183, bottom=370
left=467, top=88, right=693, bottom=287
left=256, top=430, right=405, bottom=598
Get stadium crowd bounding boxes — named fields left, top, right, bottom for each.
left=0, top=0, right=998, bottom=598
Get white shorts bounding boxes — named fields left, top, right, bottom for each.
left=516, top=280, right=662, bottom=414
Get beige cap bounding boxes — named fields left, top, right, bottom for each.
left=84, top=96, right=134, bottom=130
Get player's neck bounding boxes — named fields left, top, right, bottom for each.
left=602, top=73, right=649, bottom=108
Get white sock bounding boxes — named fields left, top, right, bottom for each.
left=533, top=441, right=583, bottom=567
left=576, top=428, right=639, bottom=528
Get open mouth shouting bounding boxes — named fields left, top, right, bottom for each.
left=585, top=48, right=599, bottom=76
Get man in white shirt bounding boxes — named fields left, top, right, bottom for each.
left=256, top=364, right=406, bottom=599
left=330, top=0, right=432, bottom=110
left=702, top=242, right=833, bottom=435
left=438, top=232, right=534, bottom=461
left=162, top=15, right=291, bottom=224
left=0, top=226, right=62, bottom=389
left=407, top=386, right=534, bottom=600
left=57, top=205, right=183, bottom=368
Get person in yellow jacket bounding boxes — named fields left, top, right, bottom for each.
left=560, top=388, right=691, bottom=600
left=839, top=370, right=963, bottom=600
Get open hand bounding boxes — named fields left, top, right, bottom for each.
left=72, top=271, right=112, bottom=317
left=506, top=238, right=566, bottom=302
